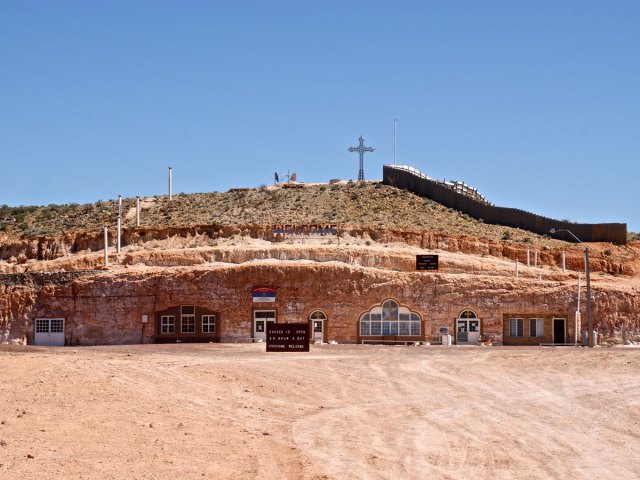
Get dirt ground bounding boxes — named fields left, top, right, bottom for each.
left=1, top=344, right=639, bottom=480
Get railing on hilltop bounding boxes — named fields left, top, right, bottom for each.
left=383, top=164, right=627, bottom=244
left=387, top=165, right=491, bottom=205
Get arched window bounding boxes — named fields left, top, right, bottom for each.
left=360, top=300, right=421, bottom=337
left=309, top=310, right=327, bottom=320
left=459, top=310, right=477, bottom=319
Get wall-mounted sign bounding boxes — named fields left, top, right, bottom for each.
left=252, top=287, right=276, bottom=303
left=272, top=224, right=337, bottom=238
left=416, top=254, right=439, bottom=271
left=266, top=323, right=310, bottom=352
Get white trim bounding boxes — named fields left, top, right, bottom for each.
left=160, top=315, right=175, bottom=334
left=33, top=318, right=65, bottom=346
left=529, top=318, right=544, bottom=338
left=458, top=309, right=477, bottom=319
left=359, top=299, right=421, bottom=337
left=181, top=314, right=195, bottom=333
left=309, top=310, right=327, bottom=321
left=456, top=312, right=480, bottom=344
left=253, top=310, right=276, bottom=340
left=202, top=315, right=216, bottom=334
left=509, top=318, right=524, bottom=337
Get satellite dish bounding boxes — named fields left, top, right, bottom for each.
left=290, top=172, right=297, bottom=182
left=275, top=172, right=280, bottom=183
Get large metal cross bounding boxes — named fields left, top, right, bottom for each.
left=348, top=136, right=375, bottom=181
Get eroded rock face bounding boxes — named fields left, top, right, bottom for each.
left=2, top=261, right=639, bottom=346
left=1, top=227, right=637, bottom=275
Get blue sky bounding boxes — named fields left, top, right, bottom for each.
left=1, top=0, right=638, bottom=232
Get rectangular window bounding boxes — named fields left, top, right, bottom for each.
left=181, top=315, right=195, bottom=333
left=35, top=319, right=49, bottom=333
left=181, top=305, right=195, bottom=315
left=50, top=319, right=64, bottom=333
left=411, top=314, right=421, bottom=336
left=202, top=315, right=216, bottom=333
left=161, top=315, right=175, bottom=334
left=410, top=321, right=421, bottom=336
left=529, top=318, right=544, bottom=337
left=383, top=321, right=398, bottom=336
left=360, top=321, right=370, bottom=336
left=398, top=322, right=409, bottom=336
left=509, top=318, right=524, bottom=337
left=370, top=321, right=382, bottom=336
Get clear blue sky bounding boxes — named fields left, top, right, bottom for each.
left=1, top=0, right=638, bottom=232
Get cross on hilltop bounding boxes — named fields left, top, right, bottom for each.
left=348, top=136, right=374, bottom=181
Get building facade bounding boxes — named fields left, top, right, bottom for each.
left=1, top=264, right=579, bottom=347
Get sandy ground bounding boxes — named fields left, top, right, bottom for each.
left=1, top=344, right=639, bottom=480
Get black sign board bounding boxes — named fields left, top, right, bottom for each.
left=416, top=254, right=439, bottom=271
left=266, top=323, right=310, bottom=352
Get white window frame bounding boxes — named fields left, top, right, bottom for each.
left=181, top=314, right=195, bottom=333
left=310, top=310, right=327, bottom=321
left=202, top=315, right=216, bottom=334
left=359, top=300, right=421, bottom=337
left=161, top=315, right=175, bottom=334
left=509, top=318, right=524, bottom=337
left=529, top=318, right=544, bottom=338
left=35, top=319, right=50, bottom=334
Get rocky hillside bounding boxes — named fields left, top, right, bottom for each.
left=0, top=182, right=577, bottom=240
left=1, top=181, right=639, bottom=275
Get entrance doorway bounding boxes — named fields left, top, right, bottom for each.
left=553, top=318, right=566, bottom=344
left=34, top=318, right=65, bottom=346
left=253, top=310, right=276, bottom=341
left=309, top=310, right=327, bottom=343
left=456, top=310, right=480, bottom=345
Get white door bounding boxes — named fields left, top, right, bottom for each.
left=456, top=319, right=480, bottom=344
left=309, top=310, right=327, bottom=343
left=312, top=320, right=324, bottom=343
left=34, top=318, right=65, bottom=346
left=467, top=319, right=480, bottom=344
left=253, top=310, right=276, bottom=341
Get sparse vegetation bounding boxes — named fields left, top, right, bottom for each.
left=0, top=183, right=599, bottom=246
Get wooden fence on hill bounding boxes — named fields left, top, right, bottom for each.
left=383, top=164, right=627, bottom=244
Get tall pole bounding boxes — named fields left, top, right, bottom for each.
left=550, top=228, right=594, bottom=347
left=116, top=216, right=121, bottom=253
left=562, top=249, right=566, bottom=273
left=136, top=196, right=140, bottom=227
left=118, top=194, right=122, bottom=218
left=103, top=224, right=109, bottom=267
left=585, top=247, right=593, bottom=347
left=576, top=272, right=582, bottom=347
left=168, top=166, right=173, bottom=200
left=393, top=118, right=397, bottom=164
